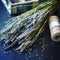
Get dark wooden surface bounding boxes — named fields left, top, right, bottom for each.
left=0, top=0, right=60, bottom=60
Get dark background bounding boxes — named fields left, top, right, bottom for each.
left=0, top=0, right=60, bottom=60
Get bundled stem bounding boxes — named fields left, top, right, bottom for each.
left=0, top=0, right=60, bottom=52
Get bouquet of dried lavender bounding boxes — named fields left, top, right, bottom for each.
left=0, top=0, right=60, bottom=52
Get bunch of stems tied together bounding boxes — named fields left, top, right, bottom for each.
left=0, top=0, right=60, bottom=52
